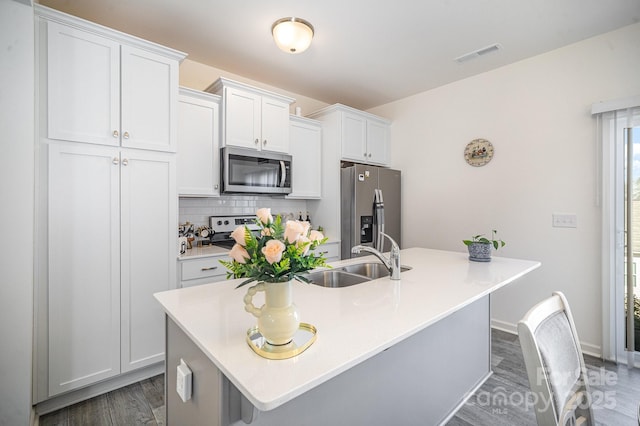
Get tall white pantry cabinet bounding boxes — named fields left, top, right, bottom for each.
left=34, top=5, right=185, bottom=405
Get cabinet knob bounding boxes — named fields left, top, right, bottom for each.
left=123, top=131, right=130, bottom=139
left=263, top=139, right=267, bottom=146
left=112, top=157, right=119, bottom=165
left=368, top=153, right=372, bottom=158
left=254, top=139, right=259, bottom=145
left=113, top=130, right=119, bottom=138
left=122, top=158, right=129, bottom=166
left=214, top=184, right=219, bottom=189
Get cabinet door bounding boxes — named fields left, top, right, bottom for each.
left=120, top=150, right=176, bottom=372
left=177, top=93, right=220, bottom=196
left=341, top=111, right=367, bottom=162
left=224, top=87, right=261, bottom=149
left=261, top=97, right=290, bottom=153
left=47, top=21, right=120, bottom=146
left=48, top=143, right=121, bottom=396
left=366, top=120, right=390, bottom=165
left=121, top=45, right=178, bottom=152
left=288, top=119, right=321, bottom=198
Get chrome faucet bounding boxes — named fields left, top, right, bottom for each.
left=351, top=232, right=401, bottom=280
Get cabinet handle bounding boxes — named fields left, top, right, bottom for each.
left=123, top=131, right=130, bottom=139
left=254, top=138, right=259, bottom=145
left=121, top=158, right=129, bottom=166
left=201, top=266, right=218, bottom=271
left=112, top=157, right=119, bottom=165
left=113, top=130, right=119, bottom=138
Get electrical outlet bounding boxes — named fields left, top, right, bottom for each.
left=176, top=359, right=192, bottom=402
left=552, top=213, right=577, bottom=228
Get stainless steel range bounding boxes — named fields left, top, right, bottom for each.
left=209, top=215, right=260, bottom=249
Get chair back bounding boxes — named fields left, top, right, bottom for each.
left=517, top=292, right=594, bottom=426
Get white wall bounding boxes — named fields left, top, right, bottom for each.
left=369, top=23, right=640, bottom=356
left=0, top=0, right=35, bottom=424
left=179, top=59, right=330, bottom=116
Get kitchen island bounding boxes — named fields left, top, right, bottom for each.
left=155, top=247, right=540, bottom=425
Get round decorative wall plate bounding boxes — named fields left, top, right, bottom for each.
left=464, top=139, right=494, bottom=167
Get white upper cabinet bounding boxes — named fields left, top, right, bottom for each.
left=308, top=104, right=391, bottom=166
left=340, top=110, right=390, bottom=165
left=287, top=116, right=322, bottom=199
left=177, top=88, right=221, bottom=196
left=46, top=19, right=181, bottom=152
left=207, top=77, right=294, bottom=153
left=47, top=21, right=120, bottom=146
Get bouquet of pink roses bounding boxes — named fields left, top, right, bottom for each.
left=221, top=208, right=328, bottom=288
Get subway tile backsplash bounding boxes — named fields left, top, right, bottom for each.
left=179, top=195, right=308, bottom=228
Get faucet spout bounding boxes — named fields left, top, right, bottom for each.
left=351, top=232, right=401, bottom=280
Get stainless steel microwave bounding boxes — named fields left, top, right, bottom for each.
left=221, top=146, right=292, bottom=195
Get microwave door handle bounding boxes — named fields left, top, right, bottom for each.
left=279, top=160, right=286, bottom=188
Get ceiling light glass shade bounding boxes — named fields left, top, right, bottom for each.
left=271, top=17, right=314, bottom=54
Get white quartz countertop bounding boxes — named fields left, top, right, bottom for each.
left=155, top=247, right=540, bottom=412
left=178, top=244, right=229, bottom=260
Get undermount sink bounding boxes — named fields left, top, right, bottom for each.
left=339, top=262, right=412, bottom=279
left=306, top=263, right=412, bottom=288
left=304, top=270, right=371, bottom=288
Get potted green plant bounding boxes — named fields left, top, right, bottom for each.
left=463, top=230, right=505, bottom=262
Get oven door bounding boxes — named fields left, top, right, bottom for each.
left=222, top=147, right=292, bottom=194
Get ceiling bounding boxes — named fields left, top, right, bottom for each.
left=38, top=0, right=640, bottom=110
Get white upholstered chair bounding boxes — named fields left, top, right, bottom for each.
left=518, top=291, right=594, bottom=426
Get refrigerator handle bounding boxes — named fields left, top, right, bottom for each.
left=374, top=189, right=385, bottom=252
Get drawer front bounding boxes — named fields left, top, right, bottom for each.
left=311, top=242, right=340, bottom=260
left=181, top=256, right=230, bottom=281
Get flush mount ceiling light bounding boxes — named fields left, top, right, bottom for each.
left=271, top=17, right=314, bottom=54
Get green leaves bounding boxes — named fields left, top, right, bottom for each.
left=221, top=213, right=329, bottom=288
left=462, top=230, right=506, bottom=250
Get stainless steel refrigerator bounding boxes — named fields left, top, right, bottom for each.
left=341, top=164, right=401, bottom=259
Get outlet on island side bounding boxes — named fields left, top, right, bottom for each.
left=176, top=358, right=193, bottom=402
left=552, top=213, right=577, bottom=228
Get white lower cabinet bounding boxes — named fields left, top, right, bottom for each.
left=311, top=241, right=341, bottom=263
left=46, top=143, right=176, bottom=396
left=179, top=255, right=231, bottom=288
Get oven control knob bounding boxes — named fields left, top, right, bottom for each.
left=217, top=220, right=222, bottom=226
left=224, top=220, right=230, bottom=225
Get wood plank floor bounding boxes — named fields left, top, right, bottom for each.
left=39, top=375, right=165, bottom=426
left=39, top=329, right=640, bottom=426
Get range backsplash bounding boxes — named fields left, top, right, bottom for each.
left=179, top=195, right=309, bottom=229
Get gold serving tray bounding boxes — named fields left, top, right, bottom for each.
left=246, top=323, right=317, bottom=360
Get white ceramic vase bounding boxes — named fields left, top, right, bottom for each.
left=244, top=280, right=300, bottom=346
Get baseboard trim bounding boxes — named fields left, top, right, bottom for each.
left=490, top=319, right=602, bottom=358
left=438, top=370, right=493, bottom=426
left=34, top=363, right=163, bottom=416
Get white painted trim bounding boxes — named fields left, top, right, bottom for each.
left=591, top=95, right=640, bottom=115
left=490, top=320, right=602, bottom=358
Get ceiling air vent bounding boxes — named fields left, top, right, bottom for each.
left=454, top=43, right=502, bottom=63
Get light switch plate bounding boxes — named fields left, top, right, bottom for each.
left=552, top=213, right=577, bottom=228
left=176, top=359, right=192, bottom=402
